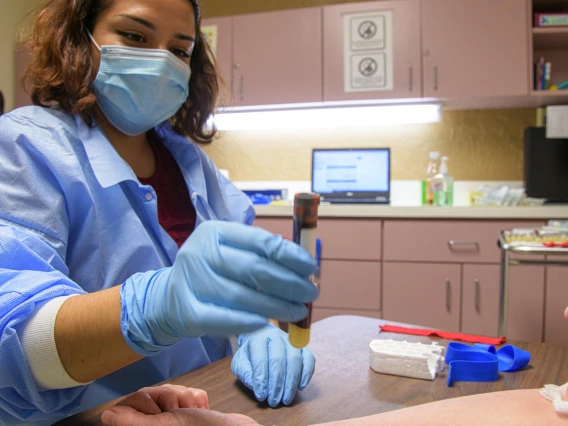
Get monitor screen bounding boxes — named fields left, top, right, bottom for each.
left=312, top=149, right=390, bottom=194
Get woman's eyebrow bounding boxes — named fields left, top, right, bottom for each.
left=119, top=14, right=156, bottom=30
left=119, top=13, right=195, bottom=42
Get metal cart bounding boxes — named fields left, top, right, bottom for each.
left=498, top=230, right=568, bottom=336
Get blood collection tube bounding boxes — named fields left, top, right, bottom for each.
left=288, top=192, right=320, bottom=349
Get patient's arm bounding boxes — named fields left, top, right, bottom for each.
left=313, top=390, right=567, bottom=426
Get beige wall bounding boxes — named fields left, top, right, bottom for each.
left=0, top=0, right=41, bottom=112
left=203, top=108, right=536, bottom=181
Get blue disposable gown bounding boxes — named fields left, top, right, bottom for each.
left=0, top=106, right=255, bottom=425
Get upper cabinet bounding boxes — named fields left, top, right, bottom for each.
left=421, top=0, right=530, bottom=99
left=201, top=17, right=233, bottom=106
left=323, top=0, right=422, bottom=102
left=232, top=8, right=323, bottom=106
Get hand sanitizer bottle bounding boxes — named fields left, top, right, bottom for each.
left=433, top=156, right=454, bottom=207
left=422, top=151, right=440, bottom=206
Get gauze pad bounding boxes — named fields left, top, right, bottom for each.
left=540, top=382, right=568, bottom=415
left=369, top=339, right=445, bottom=380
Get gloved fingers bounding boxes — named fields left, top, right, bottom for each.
left=282, top=343, right=303, bottom=406
left=248, top=333, right=270, bottom=402
left=208, top=221, right=318, bottom=276
left=299, top=349, right=316, bottom=390
left=231, top=344, right=254, bottom=390
left=194, top=274, right=309, bottom=323
left=213, top=245, right=319, bottom=303
left=267, top=335, right=287, bottom=407
left=181, top=301, right=269, bottom=336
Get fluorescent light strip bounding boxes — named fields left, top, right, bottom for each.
left=213, top=104, right=441, bottom=131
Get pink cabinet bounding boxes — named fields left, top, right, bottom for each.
left=316, top=260, right=381, bottom=310
left=462, top=265, right=500, bottom=337
left=323, top=0, right=422, bottom=101
left=383, top=262, right=461, bottom=331
left=383, top=220, right=544, bottom=264
left=201, top=17, right=233, bottom=107
left=421, top=0, right=529, bottom=98
left=313, top=307, right=381, bottom=323
left=545, top=267, right=568, bottom=347
left=252, top=218, right=292, bottom=240
left=318, top=219, right=381, bottom=260
left=232, top=8, right=322, bottom=106
left=507, top=266, right=545, bottom=342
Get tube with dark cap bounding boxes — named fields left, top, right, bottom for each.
left=288, top=192, right=320, bottom=349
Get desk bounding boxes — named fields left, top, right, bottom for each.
left=58, top=316, right=568, bottom=426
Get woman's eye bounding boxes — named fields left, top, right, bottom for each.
left=117, top=31, right=145, bottom=43
left=172, top=49, right=190, bottom=58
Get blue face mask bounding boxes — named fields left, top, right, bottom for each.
left=89, top=32, right=191, bottom=136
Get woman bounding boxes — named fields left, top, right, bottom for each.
left=0, top=0, right=318, bottom=424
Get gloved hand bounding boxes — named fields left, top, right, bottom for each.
left=121, top=221, right=319, bottom=355
left=231, top=325, right=315, bottom=407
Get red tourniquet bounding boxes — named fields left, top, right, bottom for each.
left=139, top=134, right=197, bottom=247
left=379, top=325, right=506, bottom=345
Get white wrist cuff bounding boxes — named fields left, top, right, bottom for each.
left=19, top=295, right=93, bottom=391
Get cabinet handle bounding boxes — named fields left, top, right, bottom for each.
left=474, top=278, right=480, bottom=312
left=445, top=277, right=451, bottom=312
left=448, top=241, right=479, bottom=249
left=408, top=66, right=413, bottom=92
left=433, top=65, right=438, bottom=91
left=238, top=75, right=244, bottom=101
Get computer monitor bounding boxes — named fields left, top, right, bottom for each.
left=311, top=148, right=391, bottom=204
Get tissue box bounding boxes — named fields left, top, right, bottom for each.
left=369, top=339, right=446, bottom=380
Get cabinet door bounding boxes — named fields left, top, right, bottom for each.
left=233, top=8, right=322, bottom=106
left=383, top=262, right=461, bottom=331
left=462, top=265, right=500, bottom=337
left=252, top=218, right=292, bottom=240
left=316, top=260, right=381, bottom=310
left=421, top=0, right=529, bottom=98
left=507, top=266, right=545, bottom=342
left=201, top=17, right=233, bottom=107
left=545, top=267, right=568, bottom=347
left=323, top=1, right=421, bottom=101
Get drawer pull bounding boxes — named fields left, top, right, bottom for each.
left=474, top=278, right=480, bottom=312
left=445, top=277, right=451, bottom=312
left=448, top=241, right=479, bottom=249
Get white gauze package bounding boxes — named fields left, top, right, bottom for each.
left=369, top=339, right=446, bottom=380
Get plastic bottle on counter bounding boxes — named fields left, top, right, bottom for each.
left=433, top=156, right=454, bottom=207
left=422, top=151, right=440, bottom=206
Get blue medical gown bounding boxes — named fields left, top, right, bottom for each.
left=0, top=106, right=255, bottom=425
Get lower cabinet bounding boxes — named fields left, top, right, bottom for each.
left=461, top=264, right=500, bottom=337
left=316, top=260, right=381, bottom=311
left=545, top=266, right=568, bottom=348
left=383, top=262, right=461, bottom=331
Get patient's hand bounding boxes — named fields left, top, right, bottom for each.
left=102, top=407, right=259, bottom=426
left=101, top=384, right=258, bottom=426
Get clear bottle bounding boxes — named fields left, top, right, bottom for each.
left=433, top=156, right=454, bottom=207
left=422, top=151, right=440, bottom=206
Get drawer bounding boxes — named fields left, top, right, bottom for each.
left=313, top=308, right=381, bottom=323
left=253, top=218, right=293, bottom=240
left=383, top=220, right=544, bottom=263
left=316, top=260, right=381, bottom=310
left=318, top=219, right=381, bottom=260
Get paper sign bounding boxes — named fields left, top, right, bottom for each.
left=546, top=106, right=568, bottom=139
left=343, top=11, right=393, bottom=92
left=201, top=25, right=218, bottom=57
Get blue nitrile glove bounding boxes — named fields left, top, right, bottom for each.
left=231, top=325, right=316, bottom=407
left=120, top=221, right=319, bottom=355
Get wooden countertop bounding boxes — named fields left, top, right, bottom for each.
left=58, top=316, right=568, bottom=425
left=255, top=205, right=568, bottom=219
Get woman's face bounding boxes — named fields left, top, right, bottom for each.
left=91, top=0, right=196, bottom=70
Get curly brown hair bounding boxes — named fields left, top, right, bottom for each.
left=23, top=0, right=219, bottom=143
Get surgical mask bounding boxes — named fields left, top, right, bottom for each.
left=88, top=32, right=191, bottom=136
